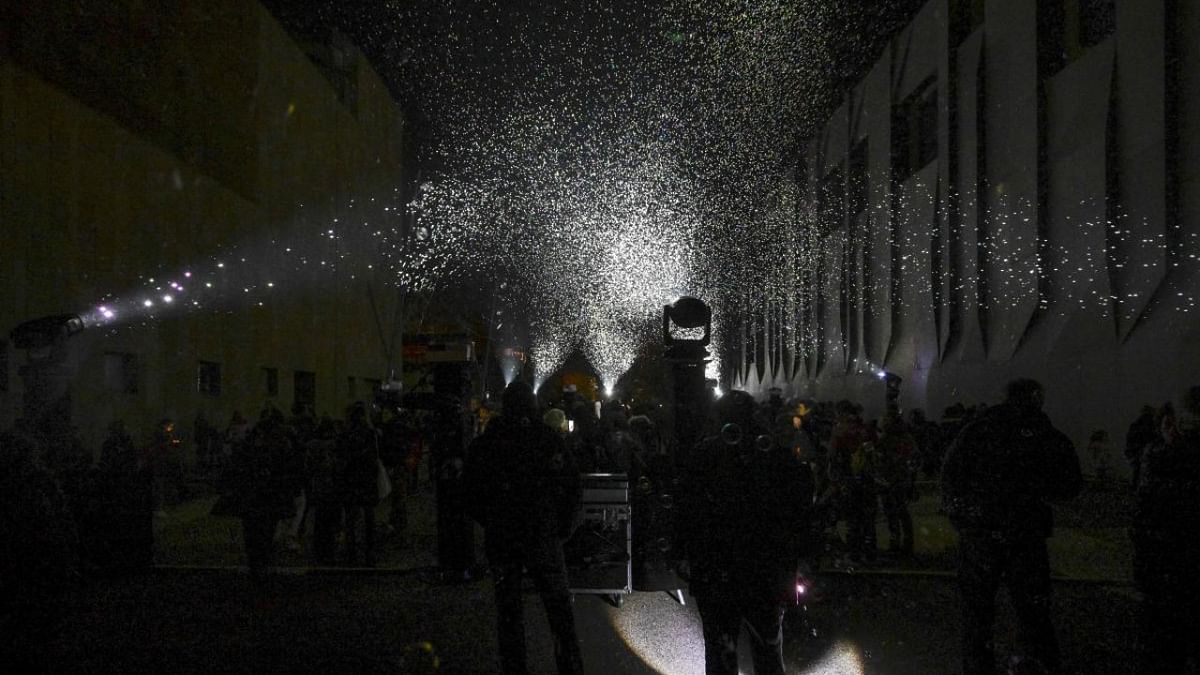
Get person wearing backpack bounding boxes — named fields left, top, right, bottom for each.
left=941, top=379, right=1082, bottom=675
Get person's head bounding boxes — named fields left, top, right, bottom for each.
left=502, top=381, right=538, bottom=422
left=347, top=401, right=369, bottom=426
left=628, top=414, right=656, bottom=447
left=835, top=399, right=857, bottom=419
left=542, top=407, right=568, bottom=434
left=315, top=416, right=336, bottom=440
left=772, top=413, right=797, bottom=450
left=1004, top=378, right=1045, bottom=410
left=713, top=390, right=758, bottom=447
left=1155, top=402, right=1186, bottom=445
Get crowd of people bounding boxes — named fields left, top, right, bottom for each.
left=211, top=401, right=428, bottom=576
left=477, top=378, right=1198, bottom=675
left=2, top=375, right=1198, bottom=674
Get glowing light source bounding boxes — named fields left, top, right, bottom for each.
left=143, top=299, right=153, bottom=308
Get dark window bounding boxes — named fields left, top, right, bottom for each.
left=104, top=352, right=139, bottom=395
left=198, top=361, right=221, bottom=397
left=294, top=370, right=316, bottom=410
left=848, top=140, right=869, bottom=218
left=347, top=376, right=357, bottom=399
left=893, top=78, right=938, bottom=184
left=263, top=367, right=279, bottom=397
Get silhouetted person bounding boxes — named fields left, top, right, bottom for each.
left=306, top=417, right=340, bottom=565
left=876, top=415, right=917, bottom=556
left=678, top=391, right=814, bottom=675
left=142, top=418, right=181, bottom=512
left=0, top=429, right=79, bottom=669
left=230, top=407, right=296, bottom=583
left=96, top=419, right=153, bottom=571
left=830, top=401, right=877, bottom=563
left=1131, top=389, right=1200, bottom=674
left=379, top=408, right=411, bottom=537
left=194, top=411, right=215, bottom=474
left=338, top=402, right=380, bottom=566
left=941, top=379, right=1082, bottom=675
left=464, top=381, right=583, bottom=675
left=1125, top=405, right=1157, bottom=489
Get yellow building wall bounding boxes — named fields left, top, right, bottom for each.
left=0, top=2, right=407, bottom=451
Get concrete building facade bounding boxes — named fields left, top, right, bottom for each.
left=728, top=0, right=1200, bottom=465
left=0, top=1, right=409, bottom=449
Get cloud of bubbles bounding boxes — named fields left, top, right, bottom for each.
left=86, top=0, right=934, bottom=389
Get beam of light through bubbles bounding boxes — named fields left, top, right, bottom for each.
left=606, top=591, right=865, bottom=675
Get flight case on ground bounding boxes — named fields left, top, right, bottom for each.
left=565, top=473, right=632, bottom=606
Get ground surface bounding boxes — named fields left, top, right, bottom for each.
left=37, top=481, right=1141, bottom=674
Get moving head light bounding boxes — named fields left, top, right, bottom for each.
left=10, top=314, right=85, bottom=350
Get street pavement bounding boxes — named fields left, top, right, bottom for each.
left=40, top=481, right=1139, bottom=674
left=41, top=563, right=1139, bottom=674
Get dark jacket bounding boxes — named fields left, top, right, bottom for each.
left=941, top=403, right=1082, bottom=538
left=464, top=414, right=581, bottom=562
left=337, top=421, right=380, bottom=506
left=231, top=422, right=299, bottom=519
left=678, top=435, right=814, bottom=595
left=1131, top=427, right=1200, bottom=591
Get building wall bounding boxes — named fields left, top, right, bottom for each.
left=731, top=0, right=1200, bottom=471
left=0, top=1, right=407, bottom=450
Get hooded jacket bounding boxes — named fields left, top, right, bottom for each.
left=941, top=403, right=1082, bottom=537
left=464, top=412, right=581, bottom=561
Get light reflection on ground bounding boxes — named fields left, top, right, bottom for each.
left=608, top=590, right=865, bottom=674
